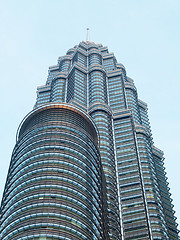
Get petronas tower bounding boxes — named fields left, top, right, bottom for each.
left=0, top=40, right=179, bottom=240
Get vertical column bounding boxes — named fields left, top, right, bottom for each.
left=59, top=59, right=71, bottom=72
left=51, top=75, right=66, bottom=103
left=113, top=113, right=151, bottom=240
left=152, top=146, right=179, bottom=239
left=90, top=107, right=121, bottom=240
left=125, top=83, right=141, bottom=125
left=67, top=68, right=87, bottom=109
left=88, top=53, right=102, bottom=66
left=107, top=74, right=127, bottom=112
left=89, top=68, right=108, bottom=106
left=35, top=85, right=51, bottom=108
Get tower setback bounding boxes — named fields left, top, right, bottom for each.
left=0, top=40, right=179, bottom=240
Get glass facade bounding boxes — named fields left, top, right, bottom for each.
left=0, top=40, right=179, bottom=240
left=1, top=104, right=109, bottom=240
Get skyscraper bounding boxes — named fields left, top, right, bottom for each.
left=0, top=40, right=179, bottom=240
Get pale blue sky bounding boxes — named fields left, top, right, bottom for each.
left=0, top=0, right=180, bottom=229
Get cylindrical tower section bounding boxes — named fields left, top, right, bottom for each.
left=51, top=75, right=66, bottom=102
left=88, top=52, right=102, bottom=66
left=125, top=83, right=141, bottom=125
left=89, top=104, right=121, bottom=240
left=0, top=103, right=108, bottom=240
left=59, top=59, right=71, bottom=72
left=89, top=67, right=108, bottom=106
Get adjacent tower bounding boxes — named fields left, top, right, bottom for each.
left=1, top=40, right=179, bottom=240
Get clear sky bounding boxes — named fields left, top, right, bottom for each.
left=0, top=0, right=180, bottom=230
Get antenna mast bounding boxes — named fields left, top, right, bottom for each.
left=86, top=28, right=90, bottom=41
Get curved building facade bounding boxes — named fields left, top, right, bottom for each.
left=1, top=103, right=108, bottom=240
left=1, top=40, right=179, bottom=240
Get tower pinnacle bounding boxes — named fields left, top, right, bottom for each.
left=86, top=28, right=90, bottom=41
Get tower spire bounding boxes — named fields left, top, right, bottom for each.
left=86, top=28, right=90, bottom=42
